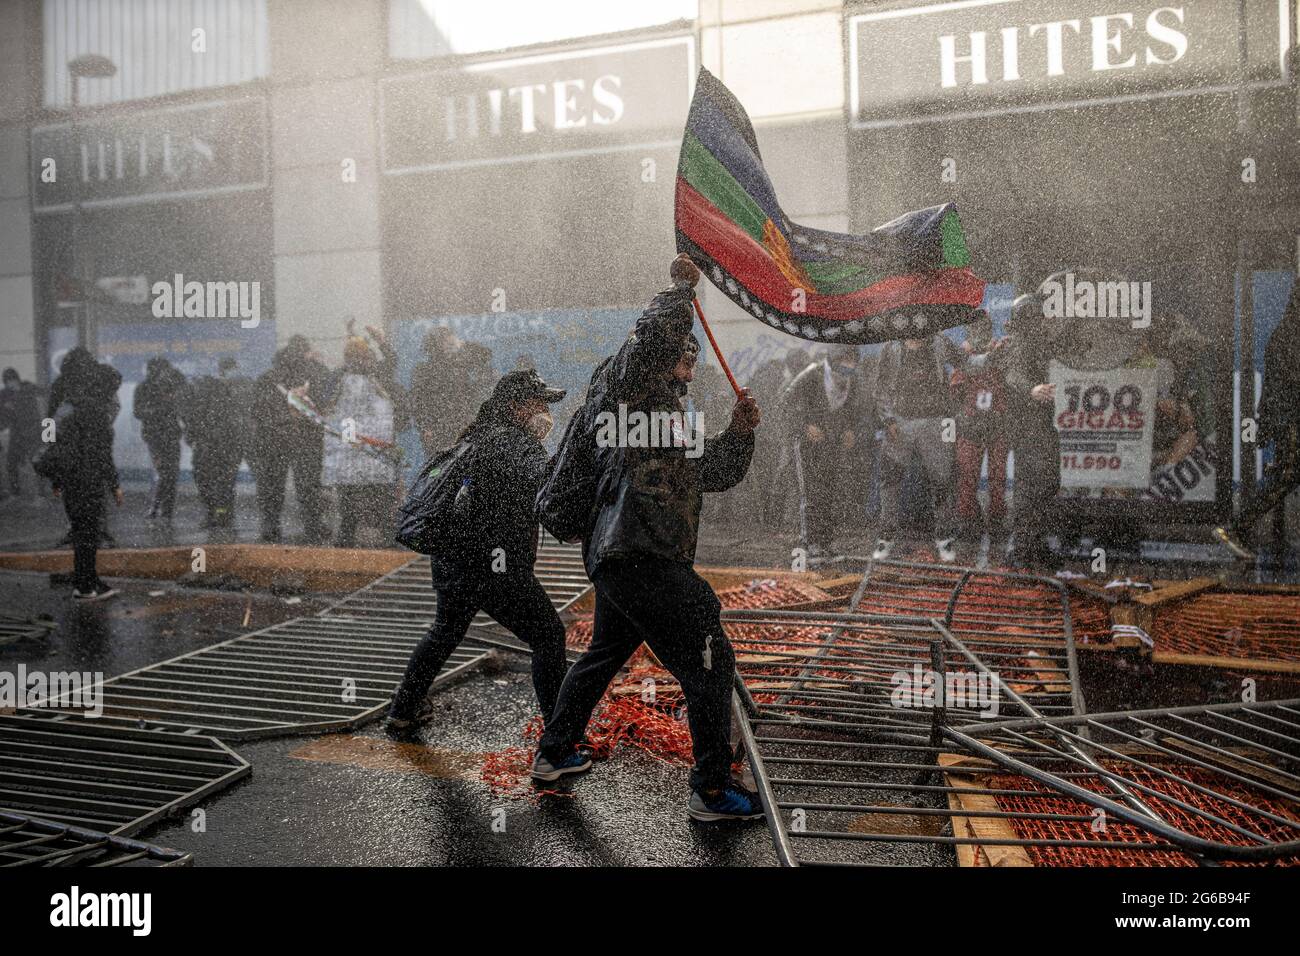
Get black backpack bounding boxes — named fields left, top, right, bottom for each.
left=30, top=401, right=75, bottom=485
left=394, top=440, right=478, bottom=554
left=535, top=357, right=618, bottom=543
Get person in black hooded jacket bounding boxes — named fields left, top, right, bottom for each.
left=251, top=335, right=330, bottom=543
left=533, top=254, right=765, bottom=823
left=40, top=352, right=124, bottom=600
left=386, top=369, right=570, bottom=732
left=134, top=357, right=189, bottom=522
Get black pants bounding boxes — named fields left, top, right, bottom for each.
left=336, top=483, right=393, bottom=548
left=539, top=557, right=737, bottom=792
left=1011, top=424, right=1060, bottom=548
left=795, top=436, right=868, bottom=549
left=193, top=441, right=242, bottom=522
left=144, top=432, right=180, bottom=518
left=1234, top=425, right=1300, bottom=539
left=6, top=434, right=38, bottom=495
left=254, top=439, right=324, bottom=538
left=389, top=569, right=568, bottom=720
left=63, top=490, right=106, bottom=592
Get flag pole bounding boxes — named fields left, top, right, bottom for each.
left=691, top=296, right=742, bottom=398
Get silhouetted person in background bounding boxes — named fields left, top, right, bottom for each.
left=1217, top=282, right=1300, bottom=560
left=873, top=332, right=963, bottom=562
left=321, top=330, right=404, bottom=548
left=47, top=347, right=120, bottom=548
left=252, top=335, right=330, bottom=543
left=1005, top=294, right=1065, bottom=566
left=37, top=355, right=123, bottom=600
left=0, top=368, right=44, bottom=499
left=187, top=357, right=251, bottom=529
left=410, top=328, right=464, bottom=457
left=740, top=357, right=788, bottom=529
left=951, top=312, right=1012, bottom=546
left=785, top=347, right=871, bottom=559
left=134, top=357, right=188, bottom=523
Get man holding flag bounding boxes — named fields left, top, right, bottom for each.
left=532, top=254, right=766, bottom=822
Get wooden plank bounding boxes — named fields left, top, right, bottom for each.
left=938, top=753, right=1034, bottom=868
left=1133, top=577, right=1219, bottom=608
left=1151, top=652, right=1300, bottom=675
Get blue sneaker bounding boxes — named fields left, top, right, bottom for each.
left=530, top=750, right=593, bottom=782
left=688, top=784, right=764, bottom=822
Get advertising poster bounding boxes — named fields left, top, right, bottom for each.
left=1050, top=361, right=1156, bottom=489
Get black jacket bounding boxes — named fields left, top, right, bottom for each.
left=48, top=351, right=122, bottom=417
left=783, top=360, right=872, bottom=440
left=50, top=403, right=118, bottom=500
left=1259, top=287, right=1300, bottom=442
left=252, top=347, right=330, bottom=451
left=874, top=335, right=964, bottom=425
left=584, top=287, right=753, bottom=576
left=134, top=364, right=189, bottom=444
left=0, top=381, right=44, bottom=445
left=429, top=421, right=550, bottom=586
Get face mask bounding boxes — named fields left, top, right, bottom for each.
left=527, top=410, right=554, bottom=442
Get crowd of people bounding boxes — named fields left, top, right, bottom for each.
left=1, top=267, right=1297, bottom=603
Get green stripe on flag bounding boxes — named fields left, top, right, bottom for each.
left=941, top=209, right=970, bottom=267
left=679, top=133, right=768, bottom=243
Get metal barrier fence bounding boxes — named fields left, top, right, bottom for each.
left=732, top=560, right=1300, bottom=867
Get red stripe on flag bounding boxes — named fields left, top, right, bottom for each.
left=676, top=178, right=984, bottom=322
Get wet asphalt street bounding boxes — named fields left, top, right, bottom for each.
left=0, top=573, right=778, bottom=865
left=2, top=482, right=1296, bottom=866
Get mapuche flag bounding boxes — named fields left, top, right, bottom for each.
left=675, top=68, right=986, bottom=344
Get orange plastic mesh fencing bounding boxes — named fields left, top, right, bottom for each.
left=482, top=579, right=839, bottom=797
left=713, top=578, right=835, bottom=609
left=974, top=763, right=1300, bottom=867
left=566, top=617, right=594, bottom=651
left=1152, top=593, right=1300, bottom=664
left=1069, top=593, right=1113, bottom=644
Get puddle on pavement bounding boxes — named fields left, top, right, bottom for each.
left=290, top=735, right=482, bottom=780
left=844, top=806, right=948, bottom=837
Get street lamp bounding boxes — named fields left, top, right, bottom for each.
left=66, top=54, right=117, bottom=354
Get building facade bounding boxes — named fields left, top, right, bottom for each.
left=0, top=0, right=1294, bottom=521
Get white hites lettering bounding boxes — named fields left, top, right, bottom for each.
left=444, top=74, right=624, bottom=141
left=939, top=7, right=1188, bottom=88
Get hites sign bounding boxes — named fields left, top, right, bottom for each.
left=32, top=98, right=268, bottom=210
left=381, top=34, right=695, bottom=173
left=849, top=0, right=1290, bottom=126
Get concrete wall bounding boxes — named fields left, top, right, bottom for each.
left=2, top=0, right=854, bottom=381
left=267, top=0, right=387, bottom=363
